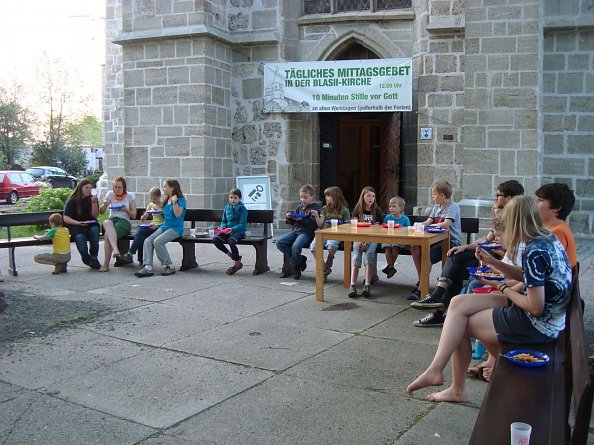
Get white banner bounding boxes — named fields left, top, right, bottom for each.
left=263, top=59, right=412, bottom=113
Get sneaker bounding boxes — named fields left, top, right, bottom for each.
left=119, top=253, right=134, bottom=265
left=89, top=258, right=101, bottom=270
left=386, top=265, right=397, bottom=279
left=410, top=293, right=445, bottom=310
left=279, top=269, right=294, bottom=278
left=361, top=285, right=371, bottom=298
left=299, top=255, right=307, bottom=271
left=135, top=268, right=154, bottom=278
left=226, top=259, right=243, bottom=275
left=161, top=266, right=176, bottom=276
left=293, top=268, right=301, bottom=280
left=348, top=285, right=358, bottom=299
left=407, top=284, right=420, bottom=301
left=413, top=311, right=445, bottom=327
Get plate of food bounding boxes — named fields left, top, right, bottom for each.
left=478, top=241, right=503, bottom=250
left=472, top=285, right=496, bottom=294
left=467, top=266, right=506, bottom=281
left=425, top=225, right=446, bottom=233
left=503, top=349, right=550, bottom=367
left=382, top=223, right=401, bottom=228
left=194, top=231, right=209, bottom=238
left=290, top=213, right=308, bottom=218
left=138, top=224, right=154, bottom=229
left=146, top=210, right=162, bottom=214
left=214, top=227, right=232, bottom=235
left=356, top=222, right=371, bottom=228
left=109, top=204, right=125, bottom=210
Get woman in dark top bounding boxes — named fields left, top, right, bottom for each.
left=63, top=179, right=101, bottom=270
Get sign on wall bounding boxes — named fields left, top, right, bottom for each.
left=236, top=175, right=272, bottom=211
left=263, top=59, right=412, bottom=113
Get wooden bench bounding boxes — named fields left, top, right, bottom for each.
left=0, top=211, right=59, bottom=276
left=176, top=209, right=274, bottom=275
left=469, top=268, right=593, bottom=444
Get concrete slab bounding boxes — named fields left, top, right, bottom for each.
left=0, top=387, right=155, bottom=445
left=253, top=291, right=408, bottom=333
left=45, top=348, right=274, bottom=429
left=83, top=302, right=239, bottom=346
left=0, top=330, right=146, bottom=389
left=168, top=317, right=352, bottom=371
left=168, top=281, right=309, bottom=317
left=395, top=401, right=478, bottom=444
left=168, top=374, right=431, bottom=445
left=285, top=335, right=448, bottom=397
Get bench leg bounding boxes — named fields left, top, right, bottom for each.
left=252, top=241, right=270, bottom=275
left=8, top=247, right=18, bottom=276
left=179, top=242, right=198, bottom=271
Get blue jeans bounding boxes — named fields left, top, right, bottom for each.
left=276, top=231, right=313, bottom=268
left=142, top=228, right=180, bottom=269
left=69, top=224, right=100, bottom=264
left=129, top=226, right=157, bottom=255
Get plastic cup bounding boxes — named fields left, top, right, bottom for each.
left=190, top=228, right=196, bottom=237
left=350, top=219, right=358, bottom=225
left=331, top=219, right=338, bottom=229
left=407, top=225, right=415, bottom=234
left=510, top=422, right=531, bottom=445
left=208, top=229, right=215, bottom=238
left=387, top=220, right=395, bottom=229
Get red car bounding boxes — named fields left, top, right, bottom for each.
left=0, top=171, right=41, bottom=204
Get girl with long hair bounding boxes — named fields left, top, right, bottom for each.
left=63, top=179, right=101, bottom=269
left=98, top=176, right=137, bottom=272
left=310, top=186, right=350, bottom=280
left=135, top=179, right=186, bottom=277
left=348, top=186, right=383, bottom=298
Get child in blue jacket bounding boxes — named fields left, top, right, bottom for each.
left=213, top=188, right=248, bottom=275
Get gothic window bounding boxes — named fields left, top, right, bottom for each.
left=303, top=0, right=411, bottom=15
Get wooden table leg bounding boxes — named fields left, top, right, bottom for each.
left=343, top=241, right=352, bottom=288
left=419, top=241, right=430, bottom=298
left=315, top=232, right=324, bottom=301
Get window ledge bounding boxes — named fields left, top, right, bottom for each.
left=297, top=9, right=415, bottom=26
left=426, top=16, right=465, bottom=33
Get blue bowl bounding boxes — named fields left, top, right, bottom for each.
left=504, top=349, right=550, bottom=367
left=290, top=213, right=307, bottom=218
left=424, top=225, right=446, bottom=233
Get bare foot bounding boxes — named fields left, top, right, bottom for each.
left=406, top=368, right=444, bottom=395
left=482, top=367, right=492, bottom=382
left=468, top=357, right=496, bottom=374
left=99, top=266, right=109, bottom=272
left=427, top=387, right=468, bottom=403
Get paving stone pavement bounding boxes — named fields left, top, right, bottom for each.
left=0, top=235, right=592, bottom=444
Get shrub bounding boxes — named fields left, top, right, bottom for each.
left=25, top=187, right=72, bottom=213
left=85, top=170, right=103, bottom=187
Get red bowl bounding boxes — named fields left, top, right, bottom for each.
left=472, top=286, right=496, bottom=294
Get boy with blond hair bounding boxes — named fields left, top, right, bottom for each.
left=33, top=213, right=71, bottom=274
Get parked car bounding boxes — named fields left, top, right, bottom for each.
left=0, top=171, right=41, bottom=204
left=26, top=166, right=79, bottom=189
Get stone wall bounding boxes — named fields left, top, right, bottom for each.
left=103, top=0, right=594, bottom=235
left=543, top=0, right=594, bottom=235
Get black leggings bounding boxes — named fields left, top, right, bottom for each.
left=213, top=234, right=241, bottom=261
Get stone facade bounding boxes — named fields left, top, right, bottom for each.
left=104, top=0, right=594, bottom=235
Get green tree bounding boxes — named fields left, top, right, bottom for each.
left=0, top=84, right=34, bottom=168
left=65, top=115, right=102, bottom=148
left=30, top=55, right=92, bottom=176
